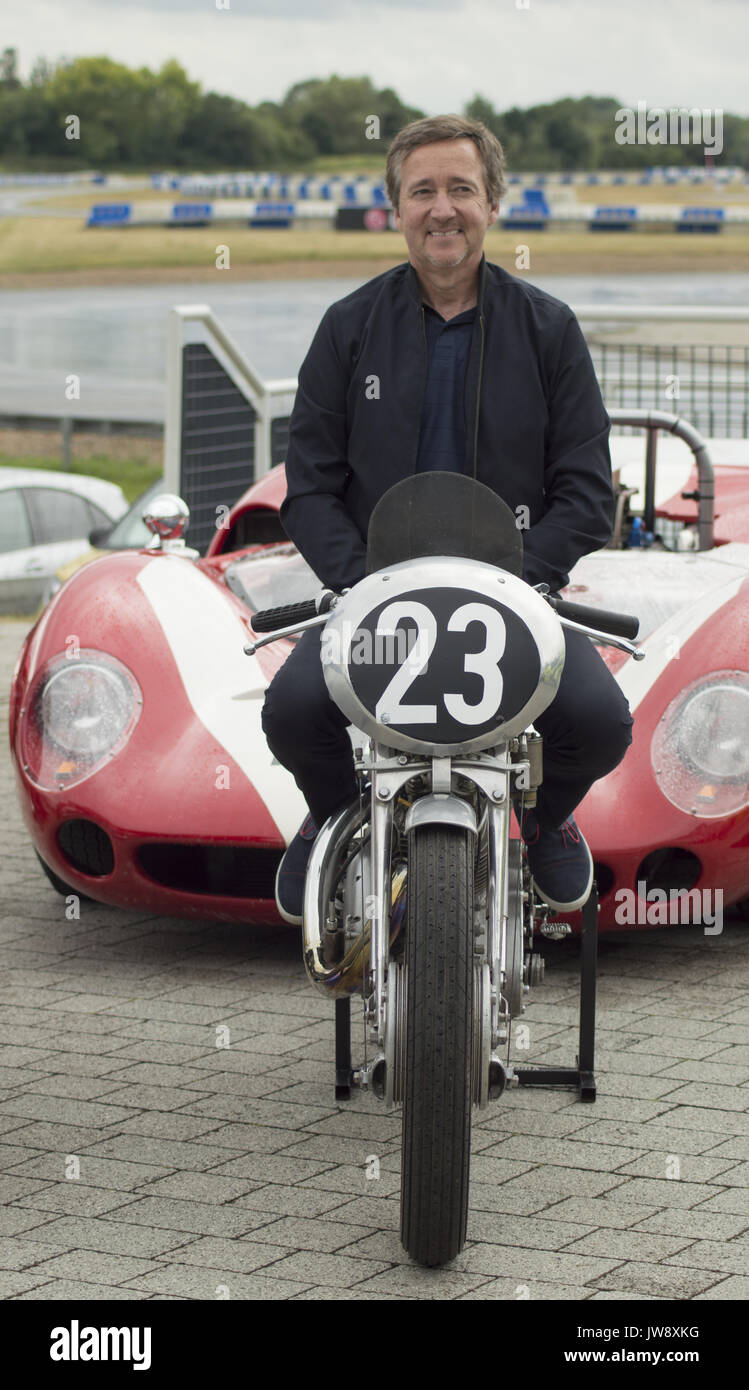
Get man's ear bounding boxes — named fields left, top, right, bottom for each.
left=393, top=205, right=403, bottom=232
left=489, top=199, right=500, bottom=225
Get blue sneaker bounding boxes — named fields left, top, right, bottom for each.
left=275, top=814, right=318, bottom=925
left=521, top=810, right=593, bottom=913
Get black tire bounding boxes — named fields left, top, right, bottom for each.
left=401, top=824, right=473, bottom=1266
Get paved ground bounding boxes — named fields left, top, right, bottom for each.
left=1, top=618, right=748, bottom=1301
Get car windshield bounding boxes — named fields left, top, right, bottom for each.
left=102, top=480, right=164, bottom=549
left=225, top=544, right=321, bottom=612
left=564, top=548, right=749, bottom=642
left=227, top=542, right=746, bottom=644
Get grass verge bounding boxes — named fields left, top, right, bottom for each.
left=1, top=217, right=749, bottom=280
left=0, top=454, right=162, bottom=504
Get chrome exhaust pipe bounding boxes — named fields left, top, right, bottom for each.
left=302, top=797, right=405, bottom=997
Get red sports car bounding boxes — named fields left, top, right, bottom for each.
left=9, top=469, right=307, bottom=925
left=9, top=424, right=749, bottom=931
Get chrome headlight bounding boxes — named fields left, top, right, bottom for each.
left=22, top=650, right=142, bottom=790
left=651, top=671, right=749, bottom=818
left=41, top=662, right=135, bottom=759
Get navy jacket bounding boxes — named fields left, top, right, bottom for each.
left=280, top=256, right=613, bottom=594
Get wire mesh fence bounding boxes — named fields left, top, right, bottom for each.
left=590, top=341, right=749, bottom=439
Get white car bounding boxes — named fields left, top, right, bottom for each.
left=0, top=468, right=128, bottom=615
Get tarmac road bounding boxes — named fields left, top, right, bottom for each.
left=1, top=617, right=748, bottom=1302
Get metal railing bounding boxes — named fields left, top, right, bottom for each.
left=162, top=303, right=743, bottom=553
left=608, top=408, right=715, bottom=550
left=592, top=343, right=749, bottom=438
left=575, top=305, right=749, bottom=440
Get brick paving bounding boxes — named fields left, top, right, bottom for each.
left=1, top=617, right=748, bottom=1300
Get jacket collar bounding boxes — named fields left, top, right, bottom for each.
left=405, top=252, right=488, bottom=315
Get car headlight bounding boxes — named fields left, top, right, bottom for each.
left=651, top=671, right=749, bottom=818
left=21, top=650, right=142, bottom=791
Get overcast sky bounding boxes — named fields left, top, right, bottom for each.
left=6, top=0, right=749, bottom=118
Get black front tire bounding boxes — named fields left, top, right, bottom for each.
left=401, top=824, right=473, bottom=1267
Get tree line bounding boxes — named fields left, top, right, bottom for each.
left=1, top=49, right=747, bottom=172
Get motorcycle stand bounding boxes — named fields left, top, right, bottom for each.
left=335, top=997, right=353, bottom=1100
left=331, top=882, right=598, bottom=1104
left=512, top=882, right=598, bottom=1102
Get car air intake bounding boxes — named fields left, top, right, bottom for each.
left=58, top=820, right=115, bottom=876
left=137, top=844, right=283, bottom=898
left=636, top=848, right=701, bottom=894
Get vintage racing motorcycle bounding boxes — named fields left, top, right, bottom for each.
left=247, top=472, right=642, bottom=1267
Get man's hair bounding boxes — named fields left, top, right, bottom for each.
left=385, top=114, right=507, bottom=209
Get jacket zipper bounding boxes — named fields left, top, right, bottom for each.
left=412, top=303, right=428, bottom=473
left=473, top=312, right=485, bottom=479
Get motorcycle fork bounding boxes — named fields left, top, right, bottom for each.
left=363, top=745, right=528, bottom=1062
left=487, top=795, right=514, bottom=1045
left=369, top=784, right=393, bottom=1045
left=365, top=745, right=427, bottom=1045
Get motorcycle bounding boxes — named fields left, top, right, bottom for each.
left=247, top=472, right=642, bottom=1267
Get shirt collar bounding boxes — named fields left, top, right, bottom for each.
left=406, top=253, right=487, bottom=314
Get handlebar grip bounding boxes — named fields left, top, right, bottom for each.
left=251, top=590, right=336, bottom=634
left=547, top=596, right=640, bottom=641
left=251, top=599, right=319, bottom=633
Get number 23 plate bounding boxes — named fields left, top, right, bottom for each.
left=322, top=562, right=563, bottom=753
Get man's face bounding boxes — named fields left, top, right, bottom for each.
left=393, top=138, right=499, bottom=275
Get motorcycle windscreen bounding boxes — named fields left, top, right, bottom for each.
left=365, top=473, right=523, bottom=578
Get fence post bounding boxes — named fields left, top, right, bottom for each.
left=254, top=392, right=271, bottom=478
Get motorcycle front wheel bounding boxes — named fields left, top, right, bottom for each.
left=401, top=824, right=473, bottom=1266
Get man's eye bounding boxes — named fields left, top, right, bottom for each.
left=409, top=185, right=473, bottom=198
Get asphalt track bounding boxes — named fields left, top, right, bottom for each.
left=2, top=272, right=749, bottom=423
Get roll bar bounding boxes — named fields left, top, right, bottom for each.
left=608, top=409, right=715, bottom=552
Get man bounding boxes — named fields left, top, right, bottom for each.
left=262, top=114, right=633, bottom=923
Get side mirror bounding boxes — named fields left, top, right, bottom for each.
left=143, top=494, right=191, bottom=541
left=89, top=525, right=113, bottom=548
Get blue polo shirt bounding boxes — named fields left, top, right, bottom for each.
left=416, top=303, right=476, bottom=473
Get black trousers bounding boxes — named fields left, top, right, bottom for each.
left=261, top=625, right=634, bottom=832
